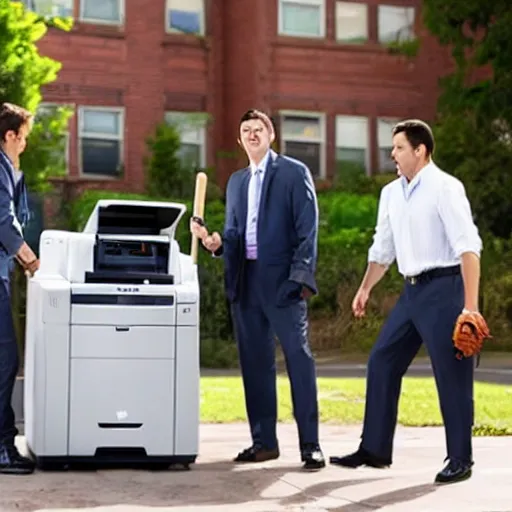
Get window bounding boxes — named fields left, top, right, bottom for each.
left=279, top=0, right=325, bottom=38
left=280, top=112, right=325, bottom=179
left=80, top=0, right=123, bottom=24
left=79, top=107, right=123, bottom=177
left=22, top=0, right=73, bottom=17
left=377, top=117, right=399, bottom=172
left=336, top=116, right=369, bottom=176
left=165, top=112, right=207, bottom=169
left=336, top=2, right=368, bottom=44
left=166, top=0, right=204, bottom=34
left=378, top=5, right=415, bottom=43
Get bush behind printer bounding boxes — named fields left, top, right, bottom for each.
left=190, top=109, right=325, bottom=471
left=0, top=102, right=40, bottom=475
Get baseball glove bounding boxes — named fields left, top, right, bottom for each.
left=452, top=311, right=491, bottom=360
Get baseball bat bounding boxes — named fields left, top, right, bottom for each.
left=191, top=171, right=208, bottom=264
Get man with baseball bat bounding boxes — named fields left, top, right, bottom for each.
left=0, top=102, right=39, bottom=475
left=190, top=109, right=325, bottom=471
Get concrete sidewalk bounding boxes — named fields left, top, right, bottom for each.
left=1, top=424, right=510, bottom=512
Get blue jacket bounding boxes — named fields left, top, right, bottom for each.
left=0, top=150, right=30, bottom=279
left=218, top=151, right=319, bottom=304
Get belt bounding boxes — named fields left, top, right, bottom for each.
left=405, top=265, right=460, bottom=285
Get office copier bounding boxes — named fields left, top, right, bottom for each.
left=23, top=199, right=200, bottom=470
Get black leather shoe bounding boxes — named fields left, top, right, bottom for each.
left=301, top=444, right=326, bottom=471
left=0, top=445, right=35, bottom=475
left=435, top=459, right=473, bottom=484
left=329, top=447, right=390, bottom=469
left=233, top=445, right=280, bottom=463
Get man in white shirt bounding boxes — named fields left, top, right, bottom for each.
left=329, top=119, right=484, bottom=485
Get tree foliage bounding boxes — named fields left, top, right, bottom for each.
left=422, top=0, right=512, bottom=238
left=144, top=117, right=221, bottom=201
left=0, top=0, right=73, bottom=192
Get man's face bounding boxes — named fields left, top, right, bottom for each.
left=4, top=122, right=30, bottom=157
left=391, top=131, right=423, bottom=180
left=239, top=118, right=272, bottom=157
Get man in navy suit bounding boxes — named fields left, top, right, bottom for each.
left=190, top=109, right=325, bottom=470
left=0, top=102, right=39, bottom=475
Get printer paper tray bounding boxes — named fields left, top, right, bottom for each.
left=71, top=325, right=175, bottom=359
left=71, top=304, right=176, bottom=326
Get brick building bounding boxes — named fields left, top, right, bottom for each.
left=27, top=0, right=453, bottom=194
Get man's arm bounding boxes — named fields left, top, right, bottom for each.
left=358, top=262, right=390, bottom=294
left=351, top=186, right=396, bottom=316
left=0, top=178, right=24, bottom=256
left=288, top=164, right=319, bottom=295
left=364, top=186, right=396, bottom=288
left=438, top=179, right=483, bottom=311
left=0, top=176, right=38, bottom=275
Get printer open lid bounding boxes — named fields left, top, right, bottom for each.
left=82, top=200, right=186, bottom=239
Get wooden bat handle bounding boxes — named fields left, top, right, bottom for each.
left=191, top=172, right=208, bottom=264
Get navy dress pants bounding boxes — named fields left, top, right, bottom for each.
left=0, top=277, right=19, bottom=447
left=361, top=272, right=474, bottom=464
left=230, top=260, right=320, bottom=450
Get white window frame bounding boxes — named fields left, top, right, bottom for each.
left=278, top=0, right=326, bottom=39
left=377, top=4, right=415, bottom=44
left=165, top=111, right=207, bottom=169
left=335, top=1, right=368, bottom=44
left=78, top=106, right=124, bottom=178
left=165, top=0, right=205, bottom=35
left=37, top=102, right=73, bottom=175
left=80, top=0, right=125, bottom=25
left=335, top=115, right=370, bottom=175
left=279, top=110, right=326, bottom=179
left=22, top=0, right=73, bottom=17
left=377, top=116, right=400, bottom=172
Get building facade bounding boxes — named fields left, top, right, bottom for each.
left=28, top=0, right=453, bottom=193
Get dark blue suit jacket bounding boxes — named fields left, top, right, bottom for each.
left=217, top=151, right=319, bottom=304
left=0, top=150, right=28, bottom=279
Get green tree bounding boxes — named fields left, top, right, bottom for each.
left=421, top=0, right=512, bottom=238
left=0, top=0, right=73, bottom=191
left=144, top=116, right=222, bottom=201
left=144, top=121, right=195, bottom=198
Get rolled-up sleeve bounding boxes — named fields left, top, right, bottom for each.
left=368, top=185, right=396, bottom=266
left=437, top=179, right=482, bottom=258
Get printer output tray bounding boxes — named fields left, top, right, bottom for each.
left=85, top=270, right=174, bottom=285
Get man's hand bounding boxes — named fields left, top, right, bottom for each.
left=301, top=286, right=313, bottom=300
left=203, top=232, right=222, bottom=253
left=15, top=241, right=39, bottom=277
left=189, top=218, right=222, bottom=253
left=352, top=287, right=370, bottom=318
left=190, top=217, right=209, bottom=241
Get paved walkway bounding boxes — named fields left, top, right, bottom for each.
left=1, top=424, right=510, bottom=512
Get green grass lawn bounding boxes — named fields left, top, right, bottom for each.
left=200, top=376, right=512, bottom=436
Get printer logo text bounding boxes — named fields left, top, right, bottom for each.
left=116, top=287, right=140, bottom=293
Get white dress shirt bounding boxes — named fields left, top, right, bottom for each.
left=368, top=161, right=482, bottom=277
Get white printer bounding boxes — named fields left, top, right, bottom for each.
left=23, top=199, right=200, bottom=470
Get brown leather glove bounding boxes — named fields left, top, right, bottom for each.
left=15, top=241, right=39, bottom=277
left=452, top=310, right=492, bottom=360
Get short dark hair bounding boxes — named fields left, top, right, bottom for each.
left=392, top=119, right=435, bottom=156
left=0, top=102, right=33, bottom=142
left=239, top=109, right=275, bottom=134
